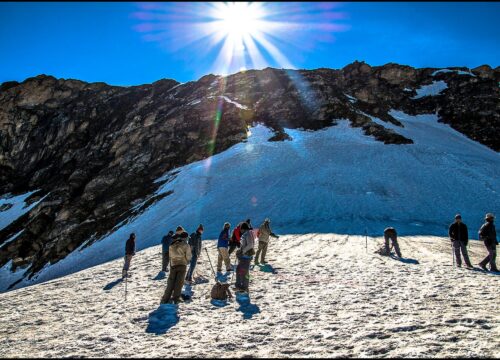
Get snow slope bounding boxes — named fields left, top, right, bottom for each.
left=1, top=111, right=498, bottom=291
left=0, top=234, right=498, bottom=358
left=411, top=81, right=448, bottom=99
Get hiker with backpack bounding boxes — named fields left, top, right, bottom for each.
left=235, top=222, right=256, bottom=292
left=161, top=230, right=174, bottom=273
left=160, top=230, right=192, bottom=304
left=186, top=224, right=204, bottom=283
left=217, top=222, right=232, bottom=273
left=383, top=227, right=402, bottom=258
left=448, top=214, right=473, bottom=269
left=122, top=233, right=136, bottom=279
left=255, top=218, right=278, bottom=265
left=478, top=213, right=498, bottom=272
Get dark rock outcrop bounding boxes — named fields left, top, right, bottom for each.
left=0, top=62, right=498, bottom=287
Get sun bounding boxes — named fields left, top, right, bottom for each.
left=215, top=2, right=264, bottom=39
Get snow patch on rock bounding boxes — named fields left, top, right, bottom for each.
left=411, top=80, right=448, bottom=99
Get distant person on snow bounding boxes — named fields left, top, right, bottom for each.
left=229, top=222, right=243, bottom=257
left=448, top=214, right=473, bottom=269
left=122, top=233, right=136, bottom=278
left=383, top=227, right=402, bottom=258
left=186, top=224, right=204, bottom=283
left=161, top=231, right=192, bottom=304
left=478, top=213, right=498, bottom=272
left=235, top=222, right=256, bottom=293
left=255, top=218, right=278, bottom=265
left=161, top=230, right=174, bottom=272
left=217, top=222, right=232, bottom=273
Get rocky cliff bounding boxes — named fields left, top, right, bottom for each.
left=0, top=61, right=499, bottom=289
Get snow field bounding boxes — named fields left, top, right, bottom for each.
left=0, top=234, right=498, bottom=358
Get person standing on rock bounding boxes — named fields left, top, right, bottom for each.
left=478, top=213, right=499, bottom=272
left=255, top=218, right=278, bottom=265
left=383, top=227, right=402, bottom=258
left=448, top=214, right=473, bottom=269
left=186, top=224, right=204, bottom=283
left=217, top=222, right=232, bottom=273
left=122, top=233, right=136, bottom=279
left=235, top=222, right=256, bottom=292
left=161, top=231, right=192, bottom=304
left=161, top=230, right=174, bottom=273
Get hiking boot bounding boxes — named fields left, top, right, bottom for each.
left=490, top=268, right=500, bottom=273
left=173, top=297, right=183, bottom=304
left=254, top=261, right=260, bottom=265
left=478, top=264, right=488, bottom=271
left=465, top=265, right=474, bottom=270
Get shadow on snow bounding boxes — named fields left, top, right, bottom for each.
left=146, top=304, right=180, bottom=335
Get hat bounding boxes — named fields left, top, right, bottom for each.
left=485, top=213, right=495, bottom=220
left=264, top=218, right=270, bottom=223
left=130, top=233, right=136, bottom=238
left=175, top=226, right=184, bottom=233
left=245, top=219, right=251, bottom=224
left=197, top=224, right=204, bottom=231
left=224, top=222, right=231, bottom=228
left=454, top=214, right=462, bottom=219
left=240, top=222, right=250, bottom=231
left=168, top=230, right=174, bottom=235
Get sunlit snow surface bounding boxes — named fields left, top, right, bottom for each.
left=1, top=111, right=499, bottom=291
left=411, top=80, right=448, bottom=99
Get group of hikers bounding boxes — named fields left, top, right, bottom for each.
left=121, top=212, right=497, bottom=304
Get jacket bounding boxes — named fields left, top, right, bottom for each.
left=479, top=221, right=498, bottom=247
left=169, top=238, right=192, bottom=266
left=448, top=222, right=468, bottom=243
left=258, top=222, right=273, bottom=243
left=125, top=237, right=135, bottom=256
left=240, top=229, right=256, bottom=256
left=218, top=228, right=230, bottom=248
left=231, top=223, right=242, bottom=245
left=161, top=234, right=173, bottom=253
left=189, top=231, right=202, bottom=256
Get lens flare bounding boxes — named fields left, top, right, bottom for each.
left=132, top=2, right=349, bottom=76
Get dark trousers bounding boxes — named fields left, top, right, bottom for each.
left=479, top=245, right=498, bottom=270
left=235, top=256, right=252, bottom=291
left=384, top=234, right=402, bottom=257
left=186, top=252, right=198, bottom=281
left=161, top=265, right=187, bottom=303
left=228, top=243, right=238, bottom=255
left=161, top=251, right=169, bottom=272
left=452, top=240, right=472, bottom=267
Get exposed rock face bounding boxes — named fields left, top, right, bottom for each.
left=0, top=62, right=498, bottom=288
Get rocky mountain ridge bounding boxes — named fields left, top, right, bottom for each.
left=0, top=61, right=499, bottom=290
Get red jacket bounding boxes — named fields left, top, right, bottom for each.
left=231, top=223, right=242, bottom=244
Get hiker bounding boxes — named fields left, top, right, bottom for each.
left=383, top=227, right=402, bottom=258
left=161, top=230, right=174, bottom=272
left=217, top=222, right=232, bottom=273
left=255, top=218, right=278, bottom=265
left=235, top=222, right=256, bottom=292
left=122, top=233, right=136, bottom=278
left=478, top=213, right=498, bottom=272
left=186, top=224, right=204, bottom=283
left=448, top=214, right=473, bottom=269
left=246, top=218, right=253, bottom=230
left=160, top=231, right=192, bottom=304
left=229, top=222, right=242, bottom=257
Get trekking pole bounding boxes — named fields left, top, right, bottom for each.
left=451, top=241, right=455, bottom=269
left=204, top=247, right=217, bottom=279
left=365, top=229, right=368, bottom=253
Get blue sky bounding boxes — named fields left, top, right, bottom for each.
left=0, top=2, right=499, bottom=86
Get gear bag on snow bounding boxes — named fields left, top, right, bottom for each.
left=210, top=282, right=232, bottom=300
